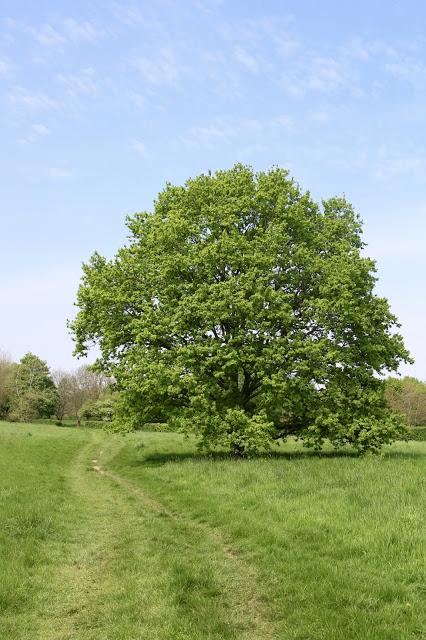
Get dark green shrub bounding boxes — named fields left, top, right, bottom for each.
left=137, top=422, right=174, bottom=433
left=406, top=426, right=426, bottom=441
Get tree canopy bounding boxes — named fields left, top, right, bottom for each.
left=71, top=165, right=411, bottom=453
left=53, top=366, right=111, bottom=425
left=9, top=353, right=57, bottom=422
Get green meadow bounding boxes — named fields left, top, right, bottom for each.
left=1, top=421, right=425, bottom=639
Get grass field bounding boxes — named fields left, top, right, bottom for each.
left=0, top=422, right=425, bottom=639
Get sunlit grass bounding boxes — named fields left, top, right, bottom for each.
left=110, top=432, right=426, bottom=640
left=1, top=421, right=425, bottom=639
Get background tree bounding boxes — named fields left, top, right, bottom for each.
left=71, top=165, right=411, bottom=454
left=52, top=370, right=75, bottom=421
left=55, top=365, right=110, bottom=425
left=80, top=395, right=117, bottom=423
left=0, top=352, right=15, bottom=419
left=9, top=353, right=57, bottom=422
left=385, top=377, right=426, bottom=426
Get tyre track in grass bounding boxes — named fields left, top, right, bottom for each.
left=38, top=433, right=277, bottom=639
left=36, top=432, right=119, bottom=640
left=91, top=446, right=278, bottom=640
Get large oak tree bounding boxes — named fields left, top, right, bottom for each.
left=71, top=165, right=410, bottom=453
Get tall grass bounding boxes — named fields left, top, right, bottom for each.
left=110, top=433, right=426, bottom=640
left=1, top=422, right=425, bottom=639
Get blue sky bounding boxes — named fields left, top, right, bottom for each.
left=1, top=0, right=425, bottom=377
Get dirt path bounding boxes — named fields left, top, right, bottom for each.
left=91, top=453, right=277, bottom=638
left=35, top=433, right=276, bottom=639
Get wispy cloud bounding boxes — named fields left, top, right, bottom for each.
left=7, top=86, right=58, bottom=111
left=307, top=109, right=331, bottom=123
left=18, top=122, right=51, bottom=144
left=322, top=143, right=425, bottom=180
left=234, top=47, right=259, bottom=73
left=128, top=92, right=145, bottom=109
left=373, top=152, right=423, bottom=178
left=132, top=48, right=187, bottom=87
left=111, top=3, right=144, bottom=25
left=385, top=59, right=426, bottom=85
left=192, top=0, right=225, bottom=15
left=57, top=68, right=98, bottom=96
left=283, top=56, right=347, bottom=97
left=305, top=57, right=344, bottom=91
left=110, top=3, right=159, bottom=28
left=273, top=33, right=300, bottom=57
left=61, top=18, right=105, bottom=43
left=131, top=139, right=148, bottom=155
left=48, top=167, right=72, bottom=180
left=343, top=38, right=398, bottom=62
left=219, top=15, right=299, bottom=63
left=31, top=23, right=67, bottom=47
left=0, top=58, right=11, bottom=75
left=7, top=16, right=106, bottom=48
left=179, top=114, right=293, bottom=149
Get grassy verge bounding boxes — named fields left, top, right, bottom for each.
left=0, top=423, right=92, bottom=637
left=108, top=433, right=426, bottom=640
left=0, top=423, right=273, bottom=639
left=1, top=422, right=425, bottom=639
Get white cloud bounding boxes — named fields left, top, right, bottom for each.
left=192, top=0, right=225, bottom=14
left=18, top=123, right=51, bottom=144
left=61, top=18, right=105, bottom=43
left=132, top=48, right=186, bottom=87
left=132, top=140, right=147, bottom=155
left=234, top=47, right=258, bottom=73
left=48, top=167, right=72, bottom=180
left=32, top=123, right=50, bottom=136
left=373, top=154, right=423, bottom=179
left=385, top=59, right=426, bottom=85
left=305, top=57, right=343, bottom=91
left=282, top=46, right=383, bottom=98
left=273, top=34, right=300, bottom=57
left=284, top=56, right=346, bottom=97
left=343, top=38, right=398, bottom=62
left=9, top=16, right=106, bottom=48
left=57, top=68, right=98, bottom=96
left=307, top=109, right=331, bottom=124
left=0, top=58, right=10, bottom=75
left=341, top=37, right=426, bottom=90
left=111, top=3, right=150, bottom=27
left=32, top=24, right=67, bottom=47
left=320, top=143, right=425, bottom=180
left=219, top=14, right=299, bottom=70
left=7, top=86, right=58, bottom=111
left=129, top=92, right=145, bottom=109
left=180, top=115, right=293, bottom=149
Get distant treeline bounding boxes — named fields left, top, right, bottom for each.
left=385, top=376, right=426, bottom=427
left=0, top=351, right=116, bottom=426
left=1, top=351, right=425, bottom=435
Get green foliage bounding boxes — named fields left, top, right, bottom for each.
left=8, top=353, right=57, bottom=422
left=137, top=422, right=175, bottom=432
left=0, top=355, right=16, bottom=419
left=385, top=376, right=426, bottom=426
left=54, top=366, right=111, bottom=425
left=406, top=425, right=426, bottom=441
left=71, top=165, right=411, bottom=454
left=80, top=395, right=117, bottom=422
